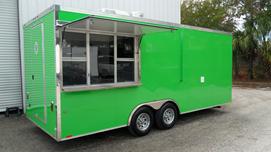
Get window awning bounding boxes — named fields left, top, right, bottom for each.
left=56, top=10, right=179, bottom=35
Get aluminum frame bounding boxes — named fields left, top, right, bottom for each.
left=86, top=19, right=91, bottom=85
left=56, top=28, right=62, bottom=141
left=59, top=20, right=141, bottom=92
left=54, top=8, right=62, bottom=141
left=114, top=23, right=117, bottom=83
left=41, top=23, right=47, bottom=124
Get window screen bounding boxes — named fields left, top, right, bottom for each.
left=117, top=61, right=134, bottom=82
left=89, top=34, right=114, bottom=84
left=63, top=62, right=87, bottom=85
left=117, top=36, right=135, bottom=82
left=62, top=32, right=87, bottom=86
left=62, top=32, right=86, bottom=58
left=117, top=36, right=134, bottom=58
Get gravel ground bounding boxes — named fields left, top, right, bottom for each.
left=0, top=87, right=271, bottom=152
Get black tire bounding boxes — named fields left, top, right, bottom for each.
left=128, top=106, right=153, bottom=136
left=155, top=102, right=178, bottom=129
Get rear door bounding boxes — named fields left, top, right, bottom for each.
left=26, top=24, right=47, bottom=123
left=24, top=9, right=57, bottom=138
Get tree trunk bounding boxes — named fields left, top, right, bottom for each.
left=248, top=53, right=254, bottom=80
left=233, top=51, right=239, bottom=78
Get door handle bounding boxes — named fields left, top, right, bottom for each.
left=50, top=101, right=54, bottom=112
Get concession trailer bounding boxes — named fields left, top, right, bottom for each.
left=23, top=5, right=232, bottom=141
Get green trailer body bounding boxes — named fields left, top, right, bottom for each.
left=23, top=5, right=232, bottom=141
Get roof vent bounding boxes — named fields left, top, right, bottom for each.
left=100, top=8, right=130, bottom=16
left=100, top=8, right=144, bottom=18
left=131, top=11, right=144, bottom=18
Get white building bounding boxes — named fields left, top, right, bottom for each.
left=0, top=0, right=181, bottom=112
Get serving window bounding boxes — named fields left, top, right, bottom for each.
left=61, top=18, right=140, bottom=90
left=58, top=17, right=175, bottom=91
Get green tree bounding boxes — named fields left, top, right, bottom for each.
left=255, top=0, right=271, bottom=65
left=233, top=31, right=243, bottom=78
left=181, top=0, right=238, bottom=32
left=237, top=0, right=271, bottom=79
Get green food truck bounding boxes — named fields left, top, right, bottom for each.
left=23, top=5, right=232, bottom=141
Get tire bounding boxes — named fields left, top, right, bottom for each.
left=155, top=102, right=178, bottom=129
left=128, top=106, right=153, bottom=136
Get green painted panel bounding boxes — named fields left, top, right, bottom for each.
left=24, top=10, right=56, bottom=137
left=179, top=28, right=232, bottom=111
left=60, top=29, right=232, bottom=138
left=58, top=11, right=89, bottom=22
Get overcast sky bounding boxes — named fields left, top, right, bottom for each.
left=235, top=15, right=245, bottom=31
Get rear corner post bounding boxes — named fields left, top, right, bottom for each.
left=54, top=4, right=62, bottom=140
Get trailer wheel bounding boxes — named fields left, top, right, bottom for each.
left=155, top=102, right=177, bottom=129
left=128, top=106, right=153, bottom=136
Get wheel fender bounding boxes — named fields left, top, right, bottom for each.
left=128, top=99, right=179, bottom=125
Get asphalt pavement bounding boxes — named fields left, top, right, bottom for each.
left=0, top=87, right=271, bottom=152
